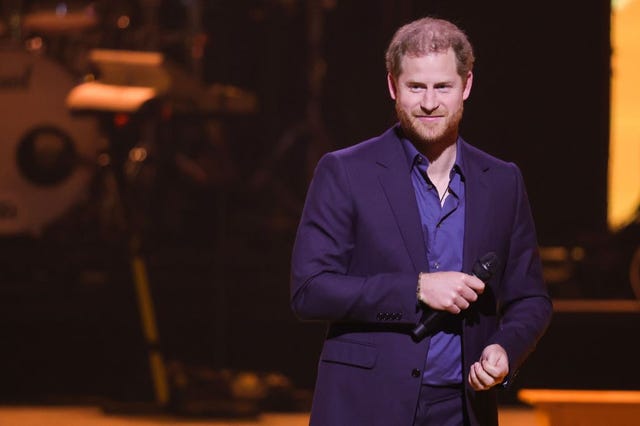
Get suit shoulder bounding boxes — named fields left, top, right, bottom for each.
left=461, top=140, right=519, bottom=171
left=325, top=126, right=399, bottom=162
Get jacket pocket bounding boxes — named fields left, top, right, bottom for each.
left=320, top=338, right=378, bottom=369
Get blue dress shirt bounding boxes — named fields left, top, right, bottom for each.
left=401, top=137, right=466, bottom=385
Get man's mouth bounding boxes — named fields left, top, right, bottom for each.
left=416, top=115, right=444, bottom=121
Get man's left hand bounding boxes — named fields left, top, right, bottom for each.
left=468, top=344, right=509, bottom=391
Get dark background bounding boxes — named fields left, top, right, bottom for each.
left=2, top=0, right=635, bottom=409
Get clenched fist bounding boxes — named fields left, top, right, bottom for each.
left=468, top=344, right=509, bottom=391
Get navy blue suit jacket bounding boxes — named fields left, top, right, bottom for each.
left=291, top=126, right=552, bottom=426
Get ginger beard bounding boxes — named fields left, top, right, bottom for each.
left=395, top=100, right=464, bottom=147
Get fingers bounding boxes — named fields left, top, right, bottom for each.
left=481, top=360, right=505, bottom=381
left=481, top=348, right=505, bottom=373
left=469, top=360, right=507, bottom=391
left=462, top=273, right=485, bottom=294
left=445, top=275, right=483, bottom=312
left=457, top=282, right=480, bottom=303
left=439, top=293, right=469, bottom=314
left=468, top=362, right=497, bottom=391
left=419, top=272, right=485, bottom=312
left=468, top=345, right=509, bottom=391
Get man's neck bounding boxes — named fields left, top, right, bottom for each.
left=425, top=142, right=457, bottom=186
left=419, top=137, right=458, bottom=185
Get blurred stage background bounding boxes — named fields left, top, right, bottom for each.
left=0, top=0, right=638, bottom=422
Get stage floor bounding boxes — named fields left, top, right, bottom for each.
left=0, top=406, right=538, bottom=425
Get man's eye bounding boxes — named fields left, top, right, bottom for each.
left=408, top=85, right=424, bottom=92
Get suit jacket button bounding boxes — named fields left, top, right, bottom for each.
left=411, top=369, right=421, bottom=377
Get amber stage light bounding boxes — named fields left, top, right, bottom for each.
left=609, top=0, right=640, bottom=230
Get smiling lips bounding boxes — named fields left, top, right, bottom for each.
left=416, top=114, right=445, bottom=122
left=414, top=109, right=446, bottom=119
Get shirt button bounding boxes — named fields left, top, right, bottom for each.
left=411, top=368, right=421, bottom=377
left=433, top=262, right=440, bottom=270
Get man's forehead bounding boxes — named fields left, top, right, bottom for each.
left=398, top=50, right=458, bottom=73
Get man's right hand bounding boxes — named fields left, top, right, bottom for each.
left=418, top=271, right=485, bottom=314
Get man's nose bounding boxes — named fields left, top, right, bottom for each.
left=420, top=90, right=439, bottom=113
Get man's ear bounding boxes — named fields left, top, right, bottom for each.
left=387, top=73, right=397, bottom=100
left=463, top=71, right=473, bottom=100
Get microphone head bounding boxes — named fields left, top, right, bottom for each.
left=472, top=252, right=499, bottom=282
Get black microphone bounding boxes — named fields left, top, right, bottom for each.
left=411, top=252, right=499, bottom=340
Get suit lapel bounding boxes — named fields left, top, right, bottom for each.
left=461, top=141, right=492, bottom=273
left=375, top=129, right=428, bottom=273
left=372, top=131, right=494, bottom=275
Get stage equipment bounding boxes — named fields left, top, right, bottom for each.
left=22, top=7, right=98, bottom=35
left=0, top=48, right=99, bottom=236
left=166, top=363, right=312, bottom=417
left=66, top=48, right=257, bottom=116
left=67, top=49, right=167, bottom=112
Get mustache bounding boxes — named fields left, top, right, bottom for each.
left=413, top=108, right=446, bottom=117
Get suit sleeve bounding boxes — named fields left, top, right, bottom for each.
left=488, top=163, right=553, bottom=382
left=290, top=152, right=421, bottom=324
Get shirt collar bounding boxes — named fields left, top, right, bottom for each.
left=398, top=128, right=467, bottom=180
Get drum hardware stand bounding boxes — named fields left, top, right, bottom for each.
left=90, top=106, right=173, bottom=409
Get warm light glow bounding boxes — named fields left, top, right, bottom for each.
left=117, top=15, right=131, bottom=29
left=25, top=37, right=43, bottom=52
left=129, top=147, right=148, bottom=163
left=520, top=388, right=640, bottom=404
left=66, top=81, right=157, bottom=113
left=610, top=0, right=640, bottom=229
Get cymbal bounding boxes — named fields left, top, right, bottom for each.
left=66, top=81, right=158, bottom=113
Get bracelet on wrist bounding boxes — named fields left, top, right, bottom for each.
left=416, top=272, right=426, bottom=305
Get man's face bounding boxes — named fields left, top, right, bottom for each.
left=388, top=48, right=472, bottom=147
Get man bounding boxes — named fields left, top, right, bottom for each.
left=290, top=17, right=552, bottom=426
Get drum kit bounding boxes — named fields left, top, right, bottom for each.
left=0, top=1, right=266, bottom=411
left=0, top=2, right=99, bottom=236
left=0, top=1, right=257, bottom=238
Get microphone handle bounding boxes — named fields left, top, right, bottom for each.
left=411, top=310, right=442, bottom=340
